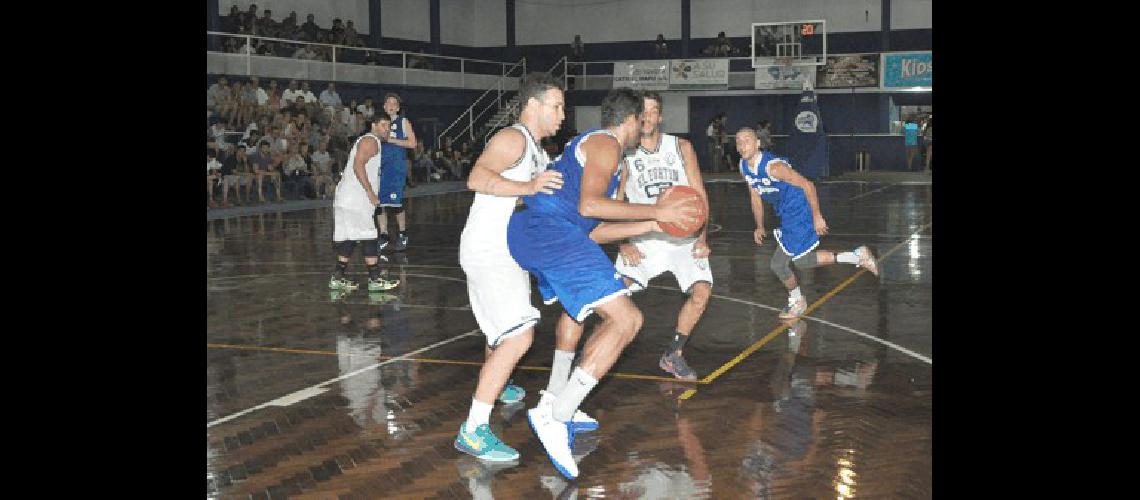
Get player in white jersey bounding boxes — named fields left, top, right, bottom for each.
left=329, top=111, right=400, bottom=293
left=454, top=73, right=567, bottom=462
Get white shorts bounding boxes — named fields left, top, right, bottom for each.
left=460, top=239, right=540, bottom=347
left=614, top=237, right=713, bottom=294
left=333, top=204, right=377, bottom=242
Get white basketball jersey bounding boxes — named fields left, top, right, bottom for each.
left=335, top=133, right=383, bottom=207
left=624, top=134, right=690, bottom=204
left=461, top=124, right=550, bottom=253
left=624, top=134, right=694, bottom=244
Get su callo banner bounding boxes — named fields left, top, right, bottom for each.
left=881, top=51, right=932, bottom=88
left=668, top=59, right=728, bottom=89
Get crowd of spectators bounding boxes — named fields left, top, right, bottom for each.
left=206, top=76, right=476, bottom=209
left=217, top=4, right=366, bottom=62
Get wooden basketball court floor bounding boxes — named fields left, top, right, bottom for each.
left=207, top=180, right=932, bottom=499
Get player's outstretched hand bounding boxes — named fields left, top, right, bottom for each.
left=754, top=227, right=766, bottom=245
left=530, top=170, right=564, bottom=195
left=619, top=243, right=645, bottom=266
left=654, top=194, right=701, bottom=226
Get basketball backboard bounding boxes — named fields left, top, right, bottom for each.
left=751, top=20, right=826, bottom=68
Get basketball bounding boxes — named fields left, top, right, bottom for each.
left=656, top=185, right=706, bottom=237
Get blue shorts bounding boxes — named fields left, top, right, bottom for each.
left=378, top=163, right=406, bottom=207
left=507, top=209, right=629, bottom=322
left=774, top=213, right=820, bottom=259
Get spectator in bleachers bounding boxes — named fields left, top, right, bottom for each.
left=320, top=82, right=343, bottom=109
left=756, top=120, right=773, bottom=152
left=414, top=145, right=440, bottom=183
left=654, top=34, right=669, bottom=58
left=299, top=81, right=318, bottom=104
left=310, top=140, right=334, bottom=199
left=331, top=19, right=345, bottom=41
left=357, top=97, right=375, bottom=120
left=252, top=140, right=283, bottom=202
left=254, top=9, right=276, bottom=37
left=244, top=4, right=258, bottom=28
left=222, top=144, right=253, bottom=205
left=712, top=32, right=733, bottom=56
left=283, top=143, right=312, bottom=198
left=265, top=79, right=281, bottom=110
left=222, top=5, right=241, bottom=33
left=293, top=43, right=317, bottom=60
left=280, top=12, right=299, bottom=38
left=302, top=14, right=320, bottom=41
left=207, top=150, right=223, bottom=208
left=345, top=20, right=362, bottom=47
left=281, top=80, right=300, bottom=105
left=570, top=35, right=585, bottom=60
left=207, top=77, right=227, bottom=117
left=364, top=49, right=381, bottom=66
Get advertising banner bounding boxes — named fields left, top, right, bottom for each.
left=754, top=64, right=816, bottom=90
left=613, top=61, right=669, bottom=90
left=787, top=89, right=829, bottom=179
left=816, top=54, right=879, bottom=88
left=668, top=59, right=729, bottom=89
left=881, top=51, right=932, bottom=88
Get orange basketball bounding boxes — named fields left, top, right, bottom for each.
left=656, top=185, right=707, bottom=237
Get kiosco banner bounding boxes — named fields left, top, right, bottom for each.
left=613, top=61, right=669, bottom=90
left=668, top=59, right=728, bottom=89
left=881, top=52, right=932, bottom=88
left=754, top=64, right=816, bottom=90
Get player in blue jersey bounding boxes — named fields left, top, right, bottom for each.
left=734, top=127, right=879, bottom=318
left=507, top=88, right=702, bottom=479
left=374, top=92, right=417, bottom=252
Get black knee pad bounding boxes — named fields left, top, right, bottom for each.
left=390, top=205, right=405, bottom=215
left=333, top=240, right=357, bottom=258
left=361, top=239, right=378, bottom=257
left=792, top=251, right=819, bottom=270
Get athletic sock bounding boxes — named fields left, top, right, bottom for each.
left=464, top=398, right=493, bottom=433
left=789, top=287, right=803, bottom=302
left=367, top=262, right=381, bottom=280
left=666, top=332, right=690, bottom=355
left=837, top=251, right=860, bottom=264
left=335, top=260, right=348, bottom=277
left=546, top=350, right=576, bottom=396
left=553, top=367, right=597, bottom=422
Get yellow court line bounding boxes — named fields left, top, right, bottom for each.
left=206, top=343, right=689, bottom=383
left=679, top=222, right=931, bottom=401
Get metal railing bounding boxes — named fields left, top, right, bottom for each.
left=473, top=56, right=570, bottom=145
left=206, top=31, right=516, bottom=87
left=434, top=58, right=528, bottom=149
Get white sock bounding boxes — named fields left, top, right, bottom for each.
left=464, top=398, right=493, bottom=432
left=837, top=251, right=859, bottom=264
left=789, top=287, right=803, bottom=302
left=546, top=349, right=576, bottom=396
left=553, top=367, right=598, bottom=422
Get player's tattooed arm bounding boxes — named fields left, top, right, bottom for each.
left=768, top=160, right=827, bottom=235
left=467, top=128, right=562, bottom=197
left=578, top=135, right=697, bottom=227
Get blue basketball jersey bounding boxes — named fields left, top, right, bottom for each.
left=521, top=128, right=623, bottom=234
left=382, top=115, right=409, bottom=165
left=740, top=151, right=812, bottom=222
left=740, top=151, right=820, bottom=258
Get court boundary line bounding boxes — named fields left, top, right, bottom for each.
left=677, top=222, right=930, bottom=400
left=847, top=183, right=898, bottom=201
left=207, top=329, right=480, bottom=428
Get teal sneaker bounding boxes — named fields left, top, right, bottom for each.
left=454, top=423, right=520, bottom=462
left=368, top=292, right=399, bottom=305
left=368, top=275, right=400, bottom=291
left=329, top=275, right=359, bottom=290
left=498, top=381, right=526, bottom=404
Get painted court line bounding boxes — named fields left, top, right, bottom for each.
left=206, top=329, right=480, bottom=428
left=677, top=222, right=931, bottom=400
left=847, top=183, right=898, bottom=201
left=207, top=343, right=690, bottom=384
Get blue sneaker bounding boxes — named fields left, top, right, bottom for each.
left=498, top=381, right=526, bottom=404
left=454, top=423, right=520, bottom=462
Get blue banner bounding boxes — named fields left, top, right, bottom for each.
left=787, top=89, right=829, bottom=179
left=882, top=52, right=932, bottom=88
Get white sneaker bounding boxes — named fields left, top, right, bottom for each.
left=527, top=398, right=578, bottom=480
left=855, top=245, right=879, bottom=276
left=778, top=296, right=807, bottom=319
